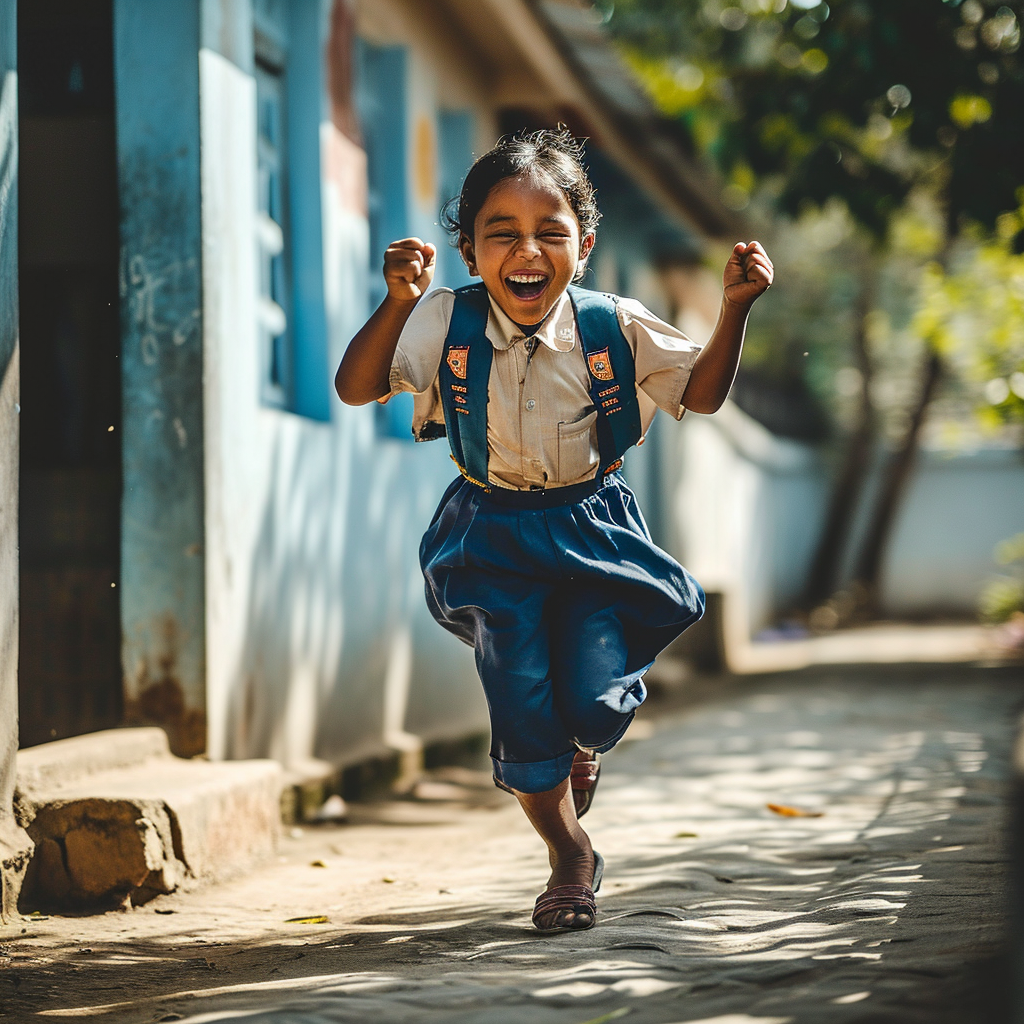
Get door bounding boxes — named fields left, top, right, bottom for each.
left=17, top=0, right=122, bottom=747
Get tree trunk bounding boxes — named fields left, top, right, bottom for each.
left=803, top=265, right=878, bottom=607
left=850, top=209, right=954, bottom=615
left=852, top=350, right=943, bottom=611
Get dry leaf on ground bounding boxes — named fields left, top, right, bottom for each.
left=767, top=802, right=824, bottom=818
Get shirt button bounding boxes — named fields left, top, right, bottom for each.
left=525, top=399, right=536, bottom=411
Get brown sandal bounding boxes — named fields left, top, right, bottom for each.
left=570, top=749, right=601, bottom=818
left=532, top=852, right=604, bottom=932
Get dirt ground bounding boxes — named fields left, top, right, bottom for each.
left=1, top=659, right=1019, bottom=1024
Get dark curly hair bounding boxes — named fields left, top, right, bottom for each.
left=441, top=128, right=601, bottom=265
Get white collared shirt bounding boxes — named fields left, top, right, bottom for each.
left=385, top=287, right=702, bottom=490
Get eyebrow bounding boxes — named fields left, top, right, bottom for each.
left=482, top=214, right=573, bottom=228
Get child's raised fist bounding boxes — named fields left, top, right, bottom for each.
left=723, top=241, right=774, bottom=309
left=384, top=238, right=437, bottom=301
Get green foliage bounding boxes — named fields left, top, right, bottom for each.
left=733, top=199, right=865, bottom=420
left=914, top=204, right=1024, bottom=427
left=601, top=0, right=1024, bottom=241
left=979, top=532, right=1024, bottom=621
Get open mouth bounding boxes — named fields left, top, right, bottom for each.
left=505, top=272, right=549, bottom=301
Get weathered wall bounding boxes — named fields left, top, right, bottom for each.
left=114, top=1, right=207, bottom=756
left=0, top=0, right=32, bottom=920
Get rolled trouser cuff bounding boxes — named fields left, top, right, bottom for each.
left=491, top=709, right=636, bottom=794
left=491, top=748, right=578, bottom=794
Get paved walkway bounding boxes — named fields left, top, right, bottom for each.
left=2, top=659, right=1019, bottom=1024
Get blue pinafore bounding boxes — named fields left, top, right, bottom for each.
left=420, top=283, right=704, bottom=793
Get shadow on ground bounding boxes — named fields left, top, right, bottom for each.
left=2, top=663, right=1019, bottom=1024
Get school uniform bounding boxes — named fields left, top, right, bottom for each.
left=385, top=284, right=706, bottom=793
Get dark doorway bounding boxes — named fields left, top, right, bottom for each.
left=17, top=0, right=122, bottom=747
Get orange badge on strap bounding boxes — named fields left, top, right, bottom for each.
left=446, top=347, right=469, bottom=380
left=587, top=348, right=614, bottom=382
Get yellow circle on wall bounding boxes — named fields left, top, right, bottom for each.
left=414, top=113, right=436, bottom=209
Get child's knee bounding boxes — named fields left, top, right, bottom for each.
left=563, top=676, right=646, bottom=748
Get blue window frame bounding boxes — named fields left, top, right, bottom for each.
left=438, top=109, right=474, bottom=290
left=357, top=42, right=408, bottom=311
left=253, top=0, right=331, bottom=421
left=357, top=41, right=415, bottom=440
left=255, top=44, right=292, bottom=408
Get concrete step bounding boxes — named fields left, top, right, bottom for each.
left=15, top=728, right=282, bottom=910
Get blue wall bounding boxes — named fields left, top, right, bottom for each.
left=114, top=0, right=207, bottom=755
left=0, top=0, right=13, bottom=387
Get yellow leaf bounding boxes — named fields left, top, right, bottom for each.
left=285, top=915, right=330, bottom=924
left=767, top=803, right=824, bottom=818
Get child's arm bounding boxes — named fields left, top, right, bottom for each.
left=681, top=241, right=773, bottom=415
left=334, top=237, right=437, bottom=405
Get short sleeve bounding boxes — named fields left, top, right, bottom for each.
left=388, top=287, right=456, bottom=395
left=381, top=287, right=454, bottom=442
left=616, top=297, right=702, bottom=420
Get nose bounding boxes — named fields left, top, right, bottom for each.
left=517, top=235, right=542, bottom=259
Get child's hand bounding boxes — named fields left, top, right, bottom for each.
left=384, top=237, right=437, bottom=301
left=723, top=241, right=774, bottom=309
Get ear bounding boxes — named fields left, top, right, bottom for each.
left=458, top=233, right=479, bottom=276
left=576, top=232, right=596, bottom=274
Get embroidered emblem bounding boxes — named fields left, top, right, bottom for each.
left=558, top=325, right=575, bottom=342
left=455, top=407, right=470, bottom=415
left=450, top=384, right=468, bottom=393
left=597, top=385, right=620, bottom=398
left=446, top=347, right=470, bottom=380
left=604, top=458, right=623, bottom=474
left=454, top=395, right=467, bottom=404
left=601, top=398, right=619, bottom=409
left=587, top=348, right=614, bottom=382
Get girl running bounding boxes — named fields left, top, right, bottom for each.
left=335, top=129, right=773, bottom=932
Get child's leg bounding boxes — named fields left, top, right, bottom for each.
left=515, top=778, right=596, bottom=929
left=551, top=587, right=645, bottom=751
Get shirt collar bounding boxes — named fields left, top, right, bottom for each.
left=485, top=291, right=576, bottom=353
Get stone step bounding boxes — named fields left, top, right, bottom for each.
left=15, top=729, right=282, bottom=910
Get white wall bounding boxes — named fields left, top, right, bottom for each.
left=652, top=396, right=1024, bottom=638
left=881, top=449, right=1024, bottom=616
left=663, top=403, right=829, bottom=638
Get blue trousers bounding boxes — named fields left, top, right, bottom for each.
left=420, top=472, right=704, bottom=793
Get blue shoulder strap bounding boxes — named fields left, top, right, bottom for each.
left=567, top=285, right=642, bottom=473
left=439, top=284, right=642, bottom=488
left=438, top=284, right=493, bottom=487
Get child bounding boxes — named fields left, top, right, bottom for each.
left=336, top=129, right=773, bottom=933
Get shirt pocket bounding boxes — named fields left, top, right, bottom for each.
left=556, top=408, right=599, bottom=483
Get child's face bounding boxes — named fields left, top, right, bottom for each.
left=459, top=173, right=595, bottom=325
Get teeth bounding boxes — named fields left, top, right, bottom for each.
left=508, top=274, right=546, bottom=284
